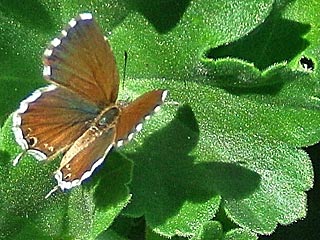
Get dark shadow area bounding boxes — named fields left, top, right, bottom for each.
left=0, top=150, right=10, bottom=169
left=125, top=216, right=146, bottom=240
left=125, top=0, right=191, bottom=33
left=197, top=162, right=261, bottom=200
left=124, top=104, right=260, bottom=226
left=98, top=215, right=146, bottom=240
left=215, top=207, right=238, bottom=232
left=199, top=59, right=288, bottom=95
left=90, top=151, right=132, bottom=209
left=0, top=0, right=55, bottom=32
left=299, top=56, right=314, bottom=71
left=260, top=143, right=320, bottom=240
left=201, top=69, right=288, bottom=96
left=206, top=2, right=310, bottom=71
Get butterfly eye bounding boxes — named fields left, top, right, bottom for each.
left=98, top=107, right=120, bottom=127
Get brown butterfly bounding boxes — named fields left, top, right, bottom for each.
left=12, top=13, right=167, bottom=198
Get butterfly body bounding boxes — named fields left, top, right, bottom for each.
left=12, top=13, right=167, bottom=196
left=57, top=104, right=120, bottom=186
left=97, top=106, right=120, bottom=127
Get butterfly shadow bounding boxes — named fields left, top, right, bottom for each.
left=88, top=150, right=133, bottom=210
left=117, top=104, right=261, bottom=226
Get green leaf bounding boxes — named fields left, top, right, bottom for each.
left=112, top=0, right=274, bottom=81
left=190, top=220, right=258, bottom=240
left=1, top=0, right=319, bottom=239
left=116, top=0, right=318, bottom=237
left=0, top=117, right=132, bottom=239
left=98, top=215, right=146, bottom=240
left=224, top=228, right=258, bottom=240
left=191, top=221, right=224, bottom=240
left=146, top=226, right=187, bottom=240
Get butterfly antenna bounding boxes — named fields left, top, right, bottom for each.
left=122, top=50, right=128, bottom=91
left=45, top=185, right=59, bottom=199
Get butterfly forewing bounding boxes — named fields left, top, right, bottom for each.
left=12, top=86, right=99, bottom=160
left=43, top=13, right=119, bottom=108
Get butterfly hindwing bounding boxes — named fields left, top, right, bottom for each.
left=55, top=127, right=116, bottom=190
left=115, top=90, right=167, bottom=146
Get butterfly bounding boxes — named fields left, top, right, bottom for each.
left=11, top=13, right=167, bottom=198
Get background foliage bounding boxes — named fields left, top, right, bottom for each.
left=0, top=0, right=319, bottom=239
